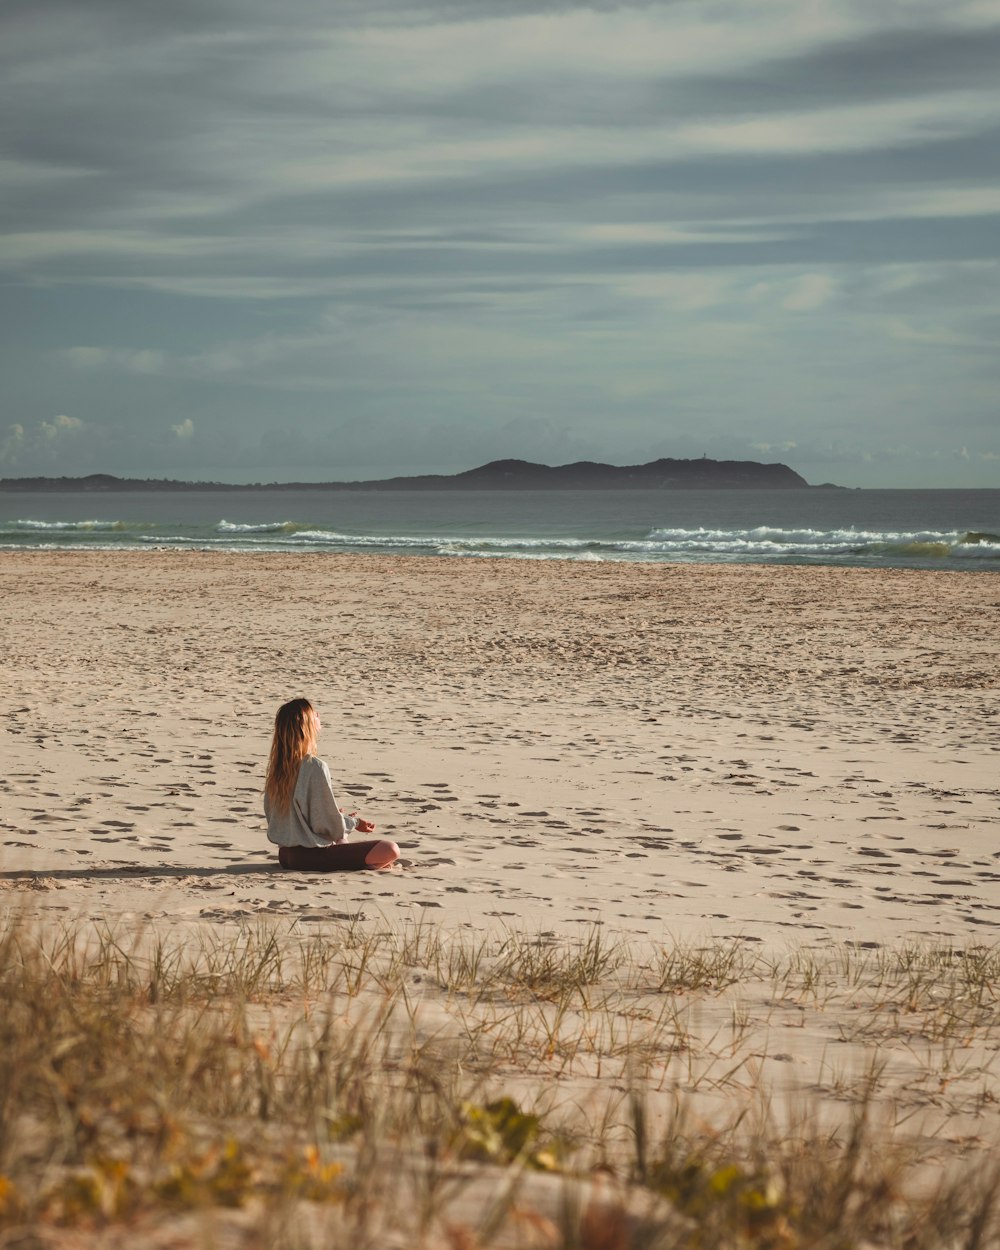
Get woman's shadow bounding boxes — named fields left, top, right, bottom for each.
left=0, top=862, right=283, bottom=883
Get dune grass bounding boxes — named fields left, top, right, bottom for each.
left=1, top=911, right=999, bottom=1248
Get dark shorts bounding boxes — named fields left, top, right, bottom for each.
left=277, top=841, right=382, bottom=872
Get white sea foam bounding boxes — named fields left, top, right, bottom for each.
left=3, top=509, right=997, bottom=566
left=286, top=531, right=600, bottom=552
left=952, top=539, right=1000, bottom=558
left=216, top=519, right=299, bottom=533
left=642, top=525, right=973, bottom=557
left=12, top=518, right=132, bottom=531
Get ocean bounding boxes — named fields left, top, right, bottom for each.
left=1, top=487, right=999, bottom=570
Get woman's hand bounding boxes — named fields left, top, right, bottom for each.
left=351, top=813, right=376, bottom=834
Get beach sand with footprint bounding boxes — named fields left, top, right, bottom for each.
left=1, top=552, right=998, bottom=952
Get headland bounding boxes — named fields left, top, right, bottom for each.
left=0, top=455, right=819, bottom=492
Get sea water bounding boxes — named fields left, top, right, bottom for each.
left=1, top=487, right=999, bottom=570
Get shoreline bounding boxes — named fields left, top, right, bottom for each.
left=2, top=547, right=999, bottom=576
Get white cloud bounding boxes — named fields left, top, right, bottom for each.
left=0, top=416, right=85, bottom=467
left=752, top=441, right=799, bottom=454
left=39, top=414, right=84, bottom=440
left=0, top=158, right=92, bottom=190
left=676, top=91, right=1000, bottom=158
left=65, top=346, right=110, bottom=368
left=615, top=272, right=741, bottom=310
left=782, top=274, right=835, bottom=311
left=0, top=423, right=26, bottom=466
left=171, top=418, right=195, bottom=440
left=578, top=224, right=787, bottom=247
left=884, top=320, right=968, bottom=346
left=66, top=346, right=167, bottom=374
left=311, top=6, right=844, bottom=96
left=259, top=89, right=1000, bottom=201
left=0, top=230, right=236, bottom=269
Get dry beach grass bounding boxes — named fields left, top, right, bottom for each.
left=3, top=915, right=1000, bottom=1247
left=1, top=551, right=999, bottom=1245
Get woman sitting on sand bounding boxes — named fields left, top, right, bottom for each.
left=264, top=697, right=400, bottom=871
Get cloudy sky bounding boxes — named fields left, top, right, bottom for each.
left=2, top=0, right=999, bottom=487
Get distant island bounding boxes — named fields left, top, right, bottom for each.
left=0, top=457, right=830, bottom=492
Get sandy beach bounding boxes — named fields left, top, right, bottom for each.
left=3, top=552, right=1000, bottom=1246
left=1, top=551, right=998, bottom=947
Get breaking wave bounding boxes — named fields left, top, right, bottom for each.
left=642, top=526, right=1000, bottom=561
left=10, top=518, right=136, bottom=531
left=2, top=516, right=998, bottom=567
left=215, top=519, right=302, bottom=534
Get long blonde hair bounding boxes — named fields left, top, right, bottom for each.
left=265, top=698, right=319, bottom=814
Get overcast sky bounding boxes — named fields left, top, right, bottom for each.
left=2, top=0, right=998, bottom=487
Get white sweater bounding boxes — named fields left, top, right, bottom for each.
left=264, top=755, right=357, bottom=848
